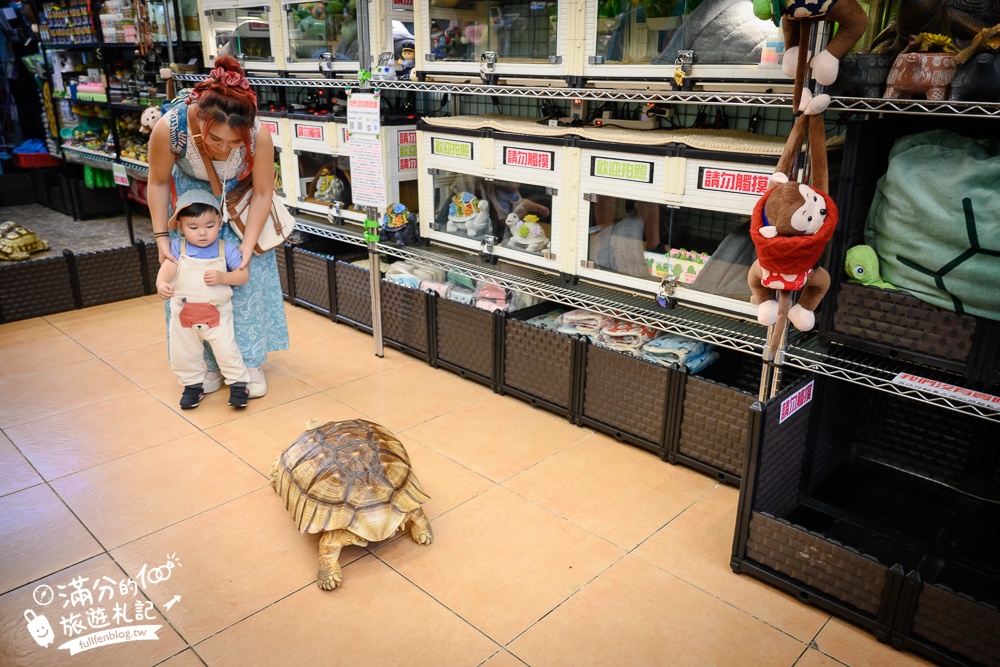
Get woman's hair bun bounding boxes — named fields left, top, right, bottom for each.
left=212, top=54, right=246, bottom=76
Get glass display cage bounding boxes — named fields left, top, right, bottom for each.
left=415, top=0, right=570, bottom=81
left=418, top=128, right=565, bottom=271
left=200, top=0, right=282, bottom=72
left=279, top=0, right=362, bottom=73
left=574, top=144, right=779, bottom=318
left=583, top=0, right=789, bottom=85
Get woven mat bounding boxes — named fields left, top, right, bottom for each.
left=422, top=115, right=843, bottom=154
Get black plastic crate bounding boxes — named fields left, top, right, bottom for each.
left=68, top=246, right=145, bottom=308
left=498, top=303, right=582, bottom=420
left=431, top=296, right=499, bottom=388
left=577, top=342, right=684, bottom=459
left=732, top=374, right=1000, bottom=657
left=0, top=255, right=75, bottom=323
left=819, top=115, right=1000, bottom=389
left=66, top=176, right=123, bottom=220
left=666, top=349, right=763, bottom=486
left=381, top=279, right=431, bottom=360
left=335, top=257, right=373, bottom=331
left=0, top=173, right=36, bottom=206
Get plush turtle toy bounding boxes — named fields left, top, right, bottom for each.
left=270, top=419, right=432, bottom=590
left=845, top=244, right=896, bottom=289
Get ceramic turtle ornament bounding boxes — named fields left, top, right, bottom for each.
left=270, top=419, right=433, bottom=590
left=0, top=221, right=50, bottom=261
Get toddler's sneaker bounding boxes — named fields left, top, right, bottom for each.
left=229, top=382, right=249, bottom=408
left=180, top=384, right=204, bottom=410
left=247, top=367, right=268, bottom=398
left=203, top=370, right=224, bottom=394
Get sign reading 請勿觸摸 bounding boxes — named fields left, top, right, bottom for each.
left=697, top=167, right=770, bottom=196
left=431, top=138, right=473, bottom=160
left=779, top=380, right=814, bottom=423
left=591, top=157, right=653, bottom=183
left=346, top=92, right=386, bottom=208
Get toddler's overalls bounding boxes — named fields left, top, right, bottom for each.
left=169, top=239, right=250, bottom=387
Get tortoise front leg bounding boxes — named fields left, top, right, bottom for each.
left=317, top=530, right=368, bottom=590
left=407, top=508, right=434, bottom=545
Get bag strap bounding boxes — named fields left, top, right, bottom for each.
left=187, top=105, right=225, bottom=198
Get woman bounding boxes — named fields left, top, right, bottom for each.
left=148, top=56, right=289, bottom=398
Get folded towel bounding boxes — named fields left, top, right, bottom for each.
left=642, top=334, right=711, bottom=366
left=597, top=320, right=660, bottom=353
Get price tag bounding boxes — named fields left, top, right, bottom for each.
left=112, top=163, right=129, bottom=187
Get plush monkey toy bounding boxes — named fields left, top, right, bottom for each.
left=748, top=85, right=838, bottom=357
left=780, top=0, right=869, bottom=88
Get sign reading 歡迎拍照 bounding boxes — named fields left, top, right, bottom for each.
left=591, top=157, right=654, bottom=183
left=432, top=138, right=473, bottom=160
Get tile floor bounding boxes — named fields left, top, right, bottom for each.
left=0, top=298, right=935, bottom=667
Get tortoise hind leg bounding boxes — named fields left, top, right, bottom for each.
left=317, top=529, right=368, bottom=590
left=407, top=507, right=433, bottom=545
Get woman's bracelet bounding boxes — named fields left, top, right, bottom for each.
left=153, top=231, right=170, bottom=238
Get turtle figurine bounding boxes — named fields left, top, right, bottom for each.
left=0, top=221, right=50, bottom=261
left=270, top=419, right=433, bottom=590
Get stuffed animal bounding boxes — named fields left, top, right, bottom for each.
left=776, top=0, right=869, bottom=88
left=446, top=192, right=490, bottom=238
left=845, top=245, right=896, bottom=289
left=747, top=88, right=838, bottom=356
left=140, top=106, right=161, bottom=134
left=504, top=213, right=550, bottom=254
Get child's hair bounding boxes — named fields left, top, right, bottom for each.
left=177, top=202, right=220, bottom=222
left=188, top=55, right=257, bottom=176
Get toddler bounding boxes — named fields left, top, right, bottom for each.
left=156, top=190, right=251, bottom=409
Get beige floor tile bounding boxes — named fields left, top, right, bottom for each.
left=0, top=554, right=186, bottom=667
left=328, top=362, right=494, bottom=431
left=814, top=618, right=936, bottom=667
left=206, top=393, right=369, bottom=475
left=155, top=650, right=207, bottom=667
left=6, top=393, right=198, bottom=480
left=505, top=432, right=716, bottom=549
left=0, top=319, right=93, bottom=377
left=48, top=299, right=165, bottom=357
left=0, top=359, right=140, bottom=428
left=111, top=487, right=359, bottom=644
left=634, top=485, right=829, bottom=642
left=377, top=485, right=625, bottom=645
left=103, top=341, right=176, bottom=390
left=481, top=650, right=529, bottom=667
left=508, top=554, right=806, bottom=667
left=403, top=393, right=589, bottom=482
left=0, top=485, right=103, bottom=595
left=146, top=363, right=317, bottom=430
left=266, top=328, right=410, bottom=390
left=0, top=433, right=43, bottom=497
left=796, top=648, right=847, bottom=667
left=51, top=433, right=266, bottom=549
left=194, top=554, right=498, bottom=667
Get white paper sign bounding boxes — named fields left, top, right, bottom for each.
left=346, top=93, right=386, bottom=208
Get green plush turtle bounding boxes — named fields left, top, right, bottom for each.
left=845, top=245, right=896, bottom=289
left=0, top=221, right=50, bottom=261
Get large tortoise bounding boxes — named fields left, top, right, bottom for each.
left=270, top=419, right=433, bottom=589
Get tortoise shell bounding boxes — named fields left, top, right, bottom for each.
left=0, top=221, right=50, bottom=261
left=270, top=419, right=430, bottom=542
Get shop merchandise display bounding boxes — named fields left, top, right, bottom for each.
left=843, top=245, right=896, bottom=290
left=270, top=419, right=433, bottom=590
left=0, top=222, right=51, bottom=261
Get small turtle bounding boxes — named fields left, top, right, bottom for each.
left=0, top=221, right=50, bottom=261
left=270, top=419, right=433, bottom=590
